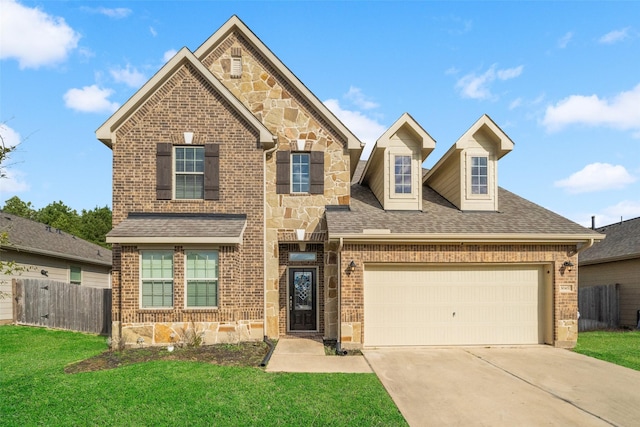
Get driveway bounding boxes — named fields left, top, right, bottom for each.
left=364, top=346, right=640, bottom=426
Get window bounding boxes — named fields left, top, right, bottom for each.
left=141, top=251, right=173, bottom=308
left=175, top=146, right=204, bottom=199
left=186, top=251, right=218, bottom=307
left=471, top=156, right=488, bottom=195
left=394, top=155, right=412, bottom=194
left=70, top=266, right=81, bottom=285
left=291, top=153, right=310, bottom=193
left=289, top=252, right=317, bottom=262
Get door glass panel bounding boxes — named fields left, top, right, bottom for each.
left=293, top=271, right=312, bottom=310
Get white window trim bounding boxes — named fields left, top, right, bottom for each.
left=290, top=152, right=311, bottom=194
left=389, top=151, right=416, bottom=199
left=139, top=249, right=174, bottom=310
left=466, top=152, right=492, bottom=200
left=173, top=145, right=205, bottom=200
left=184, top=250, right=219, bottom=309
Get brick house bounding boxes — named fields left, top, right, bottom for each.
left=97, top=16, right=602, bottom=349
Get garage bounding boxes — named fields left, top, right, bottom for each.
left=364, top=264, right=551, bottom=346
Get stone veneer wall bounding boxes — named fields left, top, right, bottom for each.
left=339, top=243, right=579, bottom=348
left=110, top=62, right=265, bottom=347
left=201, top=31, right=350, bottom=338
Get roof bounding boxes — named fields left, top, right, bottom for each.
left=96, top=46, right=275, bottom=149
left=0, top=212, right=111, bottom=267
left=579, top=217, right=640, bottom=265
left=326, top=178, right=603, bottom=244
left=106, top=213, right=247, bottom=244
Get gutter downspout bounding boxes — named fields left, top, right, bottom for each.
left=336, top=237, right=344, bottom=354
left=575, top=238, right=595, bottom=256
left=263, top=138, right=279, bottom=341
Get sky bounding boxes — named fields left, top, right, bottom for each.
left=1, top=0, right=639, bottom=229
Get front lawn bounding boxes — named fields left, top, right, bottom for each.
left=0, top=326, right=406, bottom=426
left=574, top=330, right=640, bottom=371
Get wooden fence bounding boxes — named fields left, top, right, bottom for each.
left=578, top=283, right=619, bottom=332
left=13, top=278, right=111, bottom=335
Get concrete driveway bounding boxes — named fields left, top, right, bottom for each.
left=364, top=346, right=640, bottom=426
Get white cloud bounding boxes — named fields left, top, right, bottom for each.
left=0, top=0, right=80, bottom=69
left=0, top=123, right=21, bottom=149
left=150, top=26, right=158, bottom=37
left=509, top=98, right=522, bottom=110
left=324, top=99, right=386, bottom=160
left=0, top=169, right=30, bottom=193
left=542, top=83, right=640, bottom=135
left=63, top=85, right=120, bottom=113
left=456, top=64, right=524, bottom=100
left=345, top=86, right=379, bottom=110
left=554, top=163, right=636, bottom=194
left=163, top=49, right=178, bottom=62
left=110, top=65, right=146, bottom=88
left=598, top=27, right=630, bottom=45
left=82, top=7, right=132, bottom=19
left=558, top=32, right=573, bottom=49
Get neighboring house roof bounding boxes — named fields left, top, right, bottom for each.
left=96, top=46, right=275, bottom=149
left=193, top=15, right=364, bottom=175
left=579, top=216, right=640, bottom=265
left=0, top=212, right=111, bottom=267
left=106, top=213, right=247, bottom=244
left=327, top=169, right=602, bottom=244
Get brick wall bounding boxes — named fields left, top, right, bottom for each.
left=111, top=61, right=265, bottom=345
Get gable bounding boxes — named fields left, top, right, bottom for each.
left=360, top=113, right=435, bottom=211
left=96, top=47, right=274, bottom=149
left=424, top=114, right=513, bottom=212
left=193, top=16, right=363, bottom=177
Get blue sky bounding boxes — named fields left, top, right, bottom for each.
left=1, top=0, right=639, bottom=228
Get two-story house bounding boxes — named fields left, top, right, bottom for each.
left=97, top=16, right=602, bottom=349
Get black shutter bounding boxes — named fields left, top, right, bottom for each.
left=204, top=144, right=220, bottom=200
left=310, top=151, right=324, bottom=194
left=156, top=143, right=172, bottom=200
left=276, top=150, right=290, bottom=194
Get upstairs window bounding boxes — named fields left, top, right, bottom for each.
left=276, top=150, right=324, bottom=195
left=291, top=153, right=310, bottom=193
left=471, top=156, right=488, bottom=195
left=175, top=146, right=204, bottom=199
left=186, top=250, right=219, bottom=308
left=141, top=251, right=173, bottom=308
left=394, top=155, right=412, bottom=194
left=156, top=143, right=219, bottom=201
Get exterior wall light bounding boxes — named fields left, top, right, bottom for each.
left=347, top=260, right=357, bottom=274
left=563, top=261, right=574, bottom=272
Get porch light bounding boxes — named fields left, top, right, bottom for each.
left=562, top=261, right=574, bottom=272
left=347, top=260, right=357, bottom=274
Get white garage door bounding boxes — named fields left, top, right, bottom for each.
left=364, top=264, right=547, bottom=346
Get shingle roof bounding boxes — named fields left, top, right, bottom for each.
left=326, top=183, right=601, bottom=241
left=107, top=213, right=247, bottom=244
left=579, top=217, right=640, bottom=264
left=0, top=212, right=111, bottom=266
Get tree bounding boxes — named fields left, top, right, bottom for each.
left=80, top=206, right=112, bottom=249
left=2, top=196, right=37, bottom=220
left=35, top=201, right=82, bottom=237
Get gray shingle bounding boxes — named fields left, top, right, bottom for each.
left=0, top=212, right=111, bottom=266
left=579, top=217, right=640, bottom=264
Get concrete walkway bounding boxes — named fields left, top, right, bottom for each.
left=364, top=346, right=640, bottom=427
left=265, top=338, right=372, bottom=373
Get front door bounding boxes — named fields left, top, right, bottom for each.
left=289, top=268, right=317, bottom=331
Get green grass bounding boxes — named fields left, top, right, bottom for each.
left=574, top=330, right=640, bottom=371
left=0, top=326, right=406, bottom=426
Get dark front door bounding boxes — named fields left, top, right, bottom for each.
left=289, top=268, right=317, bottom=331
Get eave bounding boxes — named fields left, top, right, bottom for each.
left=0, top=244, right=112, bottom=267
left=105, top=236, right=242, bottom=245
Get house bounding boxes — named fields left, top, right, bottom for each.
left=97, top=16, right=602, bottom=349
left=579, top=217, right=640, bottom=328
left=0, top=212, right=112, bottom=324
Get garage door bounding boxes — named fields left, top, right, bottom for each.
left=364, top=264, right=547, bottom=346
